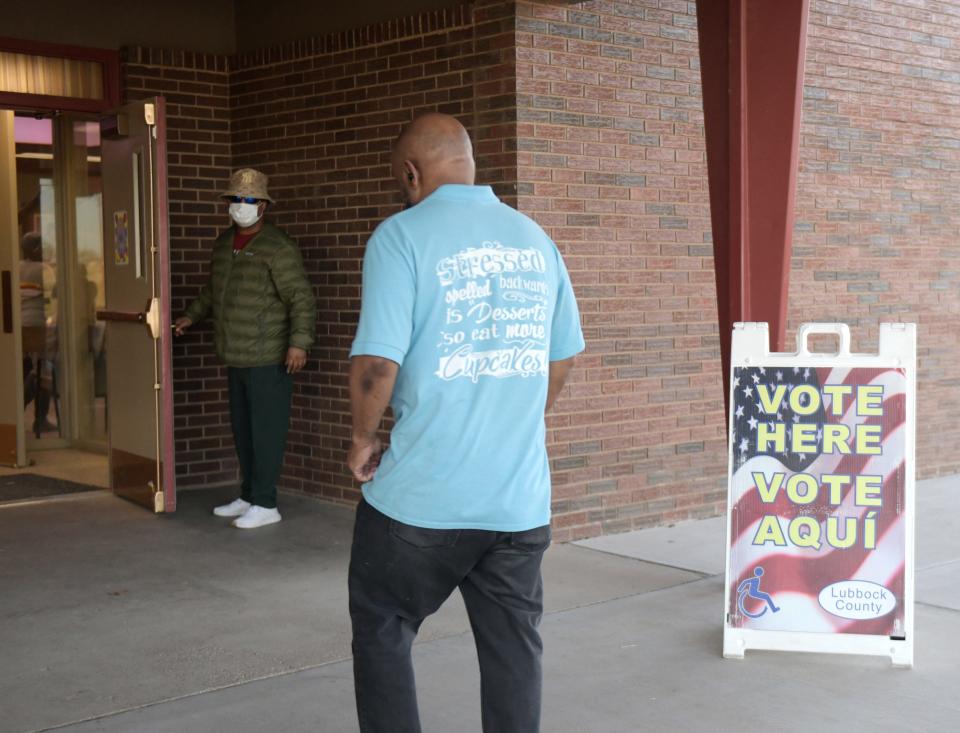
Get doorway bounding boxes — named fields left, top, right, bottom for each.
left=1, top=109, right=107, bottom=471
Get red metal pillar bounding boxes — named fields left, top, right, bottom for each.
left=696, top=0, right=810, bottom=412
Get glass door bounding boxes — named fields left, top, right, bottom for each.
left=9, top=113, right=107, bottom=452
left=13, top=114, right=65, bottom=447
left=63, top=119, right=106, bottom=448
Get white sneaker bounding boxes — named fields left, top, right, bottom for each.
left=213, top=498, right=251, bottom=517
left=232, top=505, right=282, bottom=529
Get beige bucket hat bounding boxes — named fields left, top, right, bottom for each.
left=220, top=168, right=275, bottom=203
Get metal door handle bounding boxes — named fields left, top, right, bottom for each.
left=97, top=298, right=161, bottom=339
left=1, top=270, right=11, bottom=334
left=96, top=307, right=146, bottom=324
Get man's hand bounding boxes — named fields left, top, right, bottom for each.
left=285, top=347, right=307, bottom=373
left=173, top=316, right=193, bottom=336
left=348, top=434, right=383, bottom=483
left=348, top=356, right=398, bottom=483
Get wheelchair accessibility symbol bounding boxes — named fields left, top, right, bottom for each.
left=737, top=567, right=781, bottom=619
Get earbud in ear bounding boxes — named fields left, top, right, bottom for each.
left=407, top=173, right=415, bottom=182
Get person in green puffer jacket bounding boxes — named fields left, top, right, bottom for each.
left=174, top=168, right=316, bottom=529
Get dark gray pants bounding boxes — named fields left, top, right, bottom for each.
left=348, top=499, right=550, bottom=733
left=227, top=365, right=292, bottom=509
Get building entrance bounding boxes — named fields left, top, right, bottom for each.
left=1, top=99, right=175, bottom=513
left=0, top=110, right=106, bottom=462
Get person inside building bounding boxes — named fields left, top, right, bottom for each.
left=175, top=169, right=316, bottom=529
left=346, top=113, right=584, bottom=733
left=19, top=232, right=57, bottom=437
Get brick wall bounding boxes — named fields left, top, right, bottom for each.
left=229, top=1, right=517, bottom=503
left=513, top=0, right=960, bottom=539
left=122, top=48, right=239, bottom=489
left=792, top=0, right=960, bottom=478
left=121, top=0, right=960, bottom=538
left=515, top=1, right=727, bottom=540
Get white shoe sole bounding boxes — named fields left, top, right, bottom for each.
left=232, top=515, right=282, bottom=529
left=213, top=505, right=250, bottom=517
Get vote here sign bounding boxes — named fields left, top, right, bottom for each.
left=723, top=323, right=915, bottom=666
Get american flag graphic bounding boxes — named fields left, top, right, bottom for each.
left=727, top=365, right=907, bottom=636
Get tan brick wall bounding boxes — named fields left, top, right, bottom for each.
left=229, top=1, right=517, bottom=504
left=122, top=0, right=960, bottom=538
left=792, top=0, right=960, bottom=478
left=515, top=1, right=727, bottom=540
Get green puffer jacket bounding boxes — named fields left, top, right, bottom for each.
left=184, top=222, right=316, bottom=367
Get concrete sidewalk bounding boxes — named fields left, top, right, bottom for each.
left=2, top=476, right=957, bottom=732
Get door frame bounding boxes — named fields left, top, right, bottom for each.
left=154, top=97, right=175, bottom=512
left=0, top=111, right=27, bottom=467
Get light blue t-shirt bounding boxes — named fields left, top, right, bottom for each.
left=350, top=184, right=585, bottom=531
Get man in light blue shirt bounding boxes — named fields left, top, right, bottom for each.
left=347, top=113, right=584, bottom=733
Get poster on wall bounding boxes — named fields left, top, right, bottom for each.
left=113, top=210, right=129, bottom=266
left=723, top=322, right=916, bottom=667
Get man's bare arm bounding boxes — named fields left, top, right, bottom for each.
left=546, top=356, right=576, bottom=413
left=348, top=355, right=400, bottom=482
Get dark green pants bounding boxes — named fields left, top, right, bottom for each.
left=228, top=365, right=293, bottom=509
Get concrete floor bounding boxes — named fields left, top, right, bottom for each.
left=1, top=476, right=958, bottom=733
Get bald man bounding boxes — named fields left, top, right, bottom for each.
left=346, top=113, right=584, bottom=732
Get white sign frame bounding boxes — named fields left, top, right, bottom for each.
left=722, top=322, right=916, bottom=668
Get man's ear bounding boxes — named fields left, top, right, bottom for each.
left=258, top=201, right=268, bottom=216
left=404, top=160, right=419, bottom=186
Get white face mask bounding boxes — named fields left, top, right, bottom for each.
left=229, top=202, right=261, bottom=228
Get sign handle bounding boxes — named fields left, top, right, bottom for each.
left=796, top=322, right=851, bottom=357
